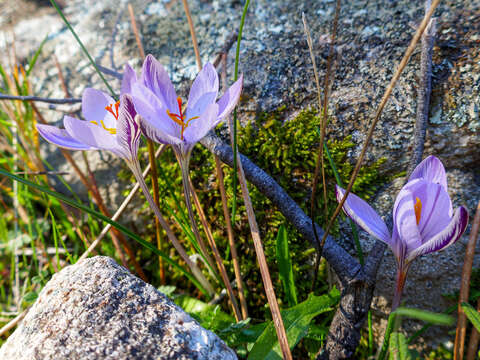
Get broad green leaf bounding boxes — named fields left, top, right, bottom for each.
left=275, top=224, right=297, bottom=307
left=461, top=302, right=480, bottom=332
left=388, top=332, right=412, bottom=360
left=248, top=287, right=340, bottom=360
left=0, top=167, right=209, bottom=297
left=23, top=291, right=38, bottom=303
left=395, top=307, right=454, bottom=326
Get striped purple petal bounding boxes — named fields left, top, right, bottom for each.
left=116, top=95, right=141, bottom=160
left=406, top=206, right=469, bottom=262
left=336, top=185, right=391, bottom=245
left=36, top=124, right=93, bottom=150
left=409, top=155, right=448, bottom=192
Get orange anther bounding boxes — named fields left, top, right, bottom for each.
left=414, top=197, right=422, bottom=225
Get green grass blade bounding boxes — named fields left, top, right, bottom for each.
left=275, top=224, right=297, bottom=307
left=49, top=0, right=116, bottom=98
left=461, top=302, right=480, bottom=332
left=394, top=307, right=454, bottom=326
left=0, top=167, right=208, bottom=296
left=26, top=35, right=49, bottom=76
left=378, top=311, right=397, bottom=360
left=388, top=332, right=411, bottom=360
left=231, top=0, right=251, bottom=224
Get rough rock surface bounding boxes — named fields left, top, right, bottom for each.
left=0, top=256, right=237, bottom=360
left=1, top=0, right=479, bottom=351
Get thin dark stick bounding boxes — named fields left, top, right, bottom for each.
left=0, top=94, right=80, bottom=104
left=212, top=32, right=238, bottom=68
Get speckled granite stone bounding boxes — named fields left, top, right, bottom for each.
left=0, top=256, right=237, bottom=360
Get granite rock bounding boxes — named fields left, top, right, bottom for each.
left=0, top=256, right=237, bottom=360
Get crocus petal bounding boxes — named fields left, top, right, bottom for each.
left=216, top=75, right=243, bottom=121
left=138, top=113, right=182, bottom=146
left=121, top=63, right=138, bottom=95
left=409, top=155, right=448, bottom=192
left=63, top=116, right=120, bottom=152
left=82, top=88, right=115, bottom=124
left=141, top=54, right=178, bottom=112
left=335, top=185, right=391, bottom=245
left=131, top=82, right=180, bottom=138
left=186, top=62, right=218, bottom=119
left=183, top=103, right=219, bottom=144
left=392, top=184, right=423, bottom=252
left=36, top=124, right=93, bottom=150
left=116, top=95, right=142, bottom=160
left=403, top=179, right=453, bottom=241
left=406, top=206, right=469, bottom=263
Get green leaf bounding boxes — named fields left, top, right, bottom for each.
left=26, top=34, right=48, bottom=76
left=275, top=224, right=297, bottom=307
left=248, top=287, right=340, bottom=360
left=461, top=302, right=480, bottom=332
left=0, top=167, right=209, bottom=297
left=23, top=291, right=38, bottom=303
left=388, top=332, right=411, bottom=360
left=395, top=307, right=454, bottom=326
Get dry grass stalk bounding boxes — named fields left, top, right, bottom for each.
left=318, top=0, right=442, bottom=251
left=455, top=200, right=480, bottom=360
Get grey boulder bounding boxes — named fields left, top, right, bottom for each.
left=0, top=256, right=237, bottom=360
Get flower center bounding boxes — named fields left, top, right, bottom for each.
left=414, top=197, right=422, bottom=225
left=166, top=97, right=199, bottom=140
left=89, top=101, right=120, bottom=135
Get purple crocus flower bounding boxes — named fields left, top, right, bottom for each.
left=36, top=90, right=141, bottom=164
left=336, top=156, right=468, bottom=309
left=125, top=54, right=243, bottom=160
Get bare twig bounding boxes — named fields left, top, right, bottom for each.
left=0, top=94, right=80, bottom=104
left=212, top=32, right=238, bottom=68
left=455, top=200, right=480, bottom=360
left=318, top=0, right=441, bottom=253
left=407, top=2, right=436, bottom=176
left=181, top=0, right=202, bottom=69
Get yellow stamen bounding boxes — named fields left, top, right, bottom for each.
left=414, top=197, right=422, bottom=225
left=90, top=120, right=117, bottom=135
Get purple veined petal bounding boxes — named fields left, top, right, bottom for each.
left=36, top=124, right=93, bottom=150
left=216, top=75, right=243, bottom=121
left=186, top=62, right=218, bottom=118
left=335, top=185, right=392, bottom=245
left=121, top=63, right=138, bottom=95
left=403, top=179, right=453, bottom=241
left=392, top=183, right=423, bottom=253
left=409, top=155, right=448, bottom=192
left=182, top=103, right=219, bottom=145
left=82, top=88, right=115, bottom=124
left=141, top=54, right=178, bottom=112
left=63, top=116, right=120, bottom=151
left=131, top=83, right=181, bottom=139
left=116, top=95, right=142, bottom=160
left=406, top=206, right=469, bottom=263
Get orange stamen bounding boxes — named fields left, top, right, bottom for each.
left=165, top=97, right=199, bottom=140
left=414, top=197, right=422, bottom=225
left=105, top=100, right=121, bottom=120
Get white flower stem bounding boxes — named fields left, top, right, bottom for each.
left=128, top=159, right=214, bottom=297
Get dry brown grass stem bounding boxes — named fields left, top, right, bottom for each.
left=318, top=0, right=441, bottom=252
left=219, top=54, right=248, bottom=319
left=79, top=145, right=167, bottom=261
left=128, top=2, right=165, bottom=283
left=455, top=200, right=480, bottom=360
left=182, top=0, right=202, bottom=70
left=0, top=309, right=27, bottom=338
left=188, top=178, right=242, bottom=321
